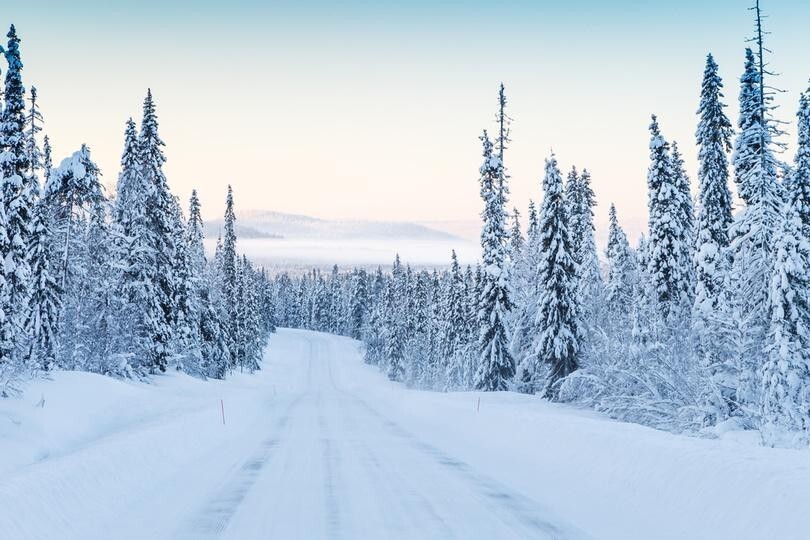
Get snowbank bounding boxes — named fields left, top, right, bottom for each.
left=327, top=333, right=810, bottom=540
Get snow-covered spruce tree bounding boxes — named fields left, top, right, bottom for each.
left=311, top=273, right=330, bottom=332
left=385, top=256, right=409, bottom=381
left=495, top=83, right=511, bottom=205
left=221, top=184, right=238, bottom=366
left=0, top=25, right=35, bottom=367
left=459, top=264, right=476, bottom=387
left=566, top=167, right=603, bottom=331
left=308, top=269, right=320, bottom=330
left=383, top=268, right=406, bottom=382
left=24, top=85, right=44, bottom=177
left=604, top=204, right=636, bottom=317
left=509, top=207, right=523, bottom=257
left=232, top=256, right=248, bottom=371
left=791, top=84, right=810, bottom=237
left=510, top=236, right=539, bottom=387
left=693, top=54, right=734, bottom=324
left=692, top=53, right=737, bottom=418
left=187, top=189, right=227, bottom=378
left=42, top=135, right=52, bottom=181
left=138, top=91, right=179, bottom=373
left=290, top=269, right=305, bottom=329
left=328, top=265, right=344, bottom=335
left=362, top=267, right=387, bottom=366
left=404, top=270, right=431, bottom=387
left=348, top=268, right=369, bottom=340
left=728, top=45, right=782, bottom=417
left=509, top=198, right=541, bottom=373
left=111, top=119, right=162, bottom=375
left=475, top=131, right=514, bottom=391
left=276, top=272, right=298, bottom=328
left=527, top=154, right=580, bottom=399
left=733, top=49, right=764, bottom=206
left=443, top=250, right=467, bottom=390
left=760, top=202, right=810, bottom=447
left=564, top=167, right=581, bottom=245
left=258, top=268, right=276, bottom=335
left=527, top=199, right=538, bottom=240
left=114, top=119, right=144, bottom=229
left=23, top=195, right=60, bottom=371
left=670, top=141, right=695, bottom=295
left=186, top=190, right=205, bottom=274
left=425, top=269, right=443, bottom=386
left=269, top=272, right=287, bottom=327
left=21, top=84, right=58, bottom=371
left=646, top=115, right=692, bottom=323
left=42, top=146, right=105, bottom=368
left=170, top=195, right=204, bottom=374
left=200, top=262, right=231, bottom=379
left=235, top=255, right=263, bottom=373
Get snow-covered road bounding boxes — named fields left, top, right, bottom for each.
left=181, top=332, right=584, bottom=540
left=2, top=329, right=809, bottom=539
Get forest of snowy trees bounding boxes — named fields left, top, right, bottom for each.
left=2, top=2, right=808, bottom=450
left=269, top=7, right=810, bottom=447
left=0, top=25, right=274, bottom=396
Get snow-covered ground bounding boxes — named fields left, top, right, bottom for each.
left=1, top=329, right=808, bottom=539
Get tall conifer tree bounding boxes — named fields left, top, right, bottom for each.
left=791, top=84, right=810, bottom=236
left=475, top=131, right=514, bottom=391
left=694, top=54, right=734, bottom=321
left=0, top=25, right=34, bottom=365
left=529, top=154, right=580, bottom=398
left=646, top=115, right=692, bottom=322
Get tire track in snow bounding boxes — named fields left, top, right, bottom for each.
left=316, top=391, right=341, bottom=539
left=353, top=428, right=457, bottom=538
left=331, top=384, right=589, bottom=540
left=180, top=391, right=305, bottom=539
left=325, top=353, right=456, bottom=538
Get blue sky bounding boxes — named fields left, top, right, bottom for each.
left=10, top=0, right=810, bottom=237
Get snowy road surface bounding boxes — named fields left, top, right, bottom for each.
left=2, top=329, right=810, bottom=539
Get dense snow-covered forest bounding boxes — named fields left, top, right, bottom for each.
left=0, top=25, right=274, bottom=396
left=268, top=8, right=810, bottom=447
left=3, top=1, right=809, bottom=451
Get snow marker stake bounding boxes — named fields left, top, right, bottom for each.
left=220, top=399, right=226, bottom=425
left=477, top=397, right=480, bottom=413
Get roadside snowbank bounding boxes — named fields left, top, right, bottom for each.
left=326, top=333, right=810, bottom=540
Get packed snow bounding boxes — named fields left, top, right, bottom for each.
left=2, top=329, right=808, bottom=539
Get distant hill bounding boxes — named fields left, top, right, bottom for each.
left=205, top=210, right=462, bottom=241
left=417, top=219, right=480, bottom=241
left=202, top=222, right=282, bottom=240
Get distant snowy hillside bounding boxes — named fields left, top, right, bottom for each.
left=203, top=210, right=477, bottom=271
left=206, top=210, right=461, bottom=241
left=418, top=219, right=481, bottom=241
left=202, top=222, right=281, bottom=239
